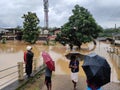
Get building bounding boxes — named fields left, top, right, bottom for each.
left=114, top=34, right=120, bottom=45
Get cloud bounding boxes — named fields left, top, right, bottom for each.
left=79, top=0, right=120, bottom=28
left=0, top=0, right=120, bottom=28
left=0, top=0, right=42, bottom=28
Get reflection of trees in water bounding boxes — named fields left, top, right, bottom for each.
left=50, top=46, right=66, bottom=54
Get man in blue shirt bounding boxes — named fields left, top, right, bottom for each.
left=69, top=55, right=79, bottom=90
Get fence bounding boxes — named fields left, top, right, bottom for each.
left=106, top=47, right=120, bottom=67
left=106, top=47, right=120, bottom=80
left=0, top=65, right=18, bottom=89
left=94, top=43, right=120, bottom=81
left=0, top=58, right=45, bottom=89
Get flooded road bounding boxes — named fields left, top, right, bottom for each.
left=0, top=41, right=120, bottom=89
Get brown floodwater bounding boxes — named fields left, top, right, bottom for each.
left=0, top=41, right=120, bottom=89
left=0, top=41, right=120, bottom=76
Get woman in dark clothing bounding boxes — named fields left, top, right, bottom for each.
left=25, top=46, right=34, bottom=78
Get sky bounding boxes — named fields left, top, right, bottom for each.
left=0, top=0, right=120, bottom=29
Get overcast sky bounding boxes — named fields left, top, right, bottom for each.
left=0, top=0, right=120, bottom=29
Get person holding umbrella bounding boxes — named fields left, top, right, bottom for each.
left=45, top=66, right=52, bottom=90
left=42, top=51, right=55, bottom=90
left=82, top=53, right=111, bottom=90
left=69, top=55, right=79, bottom=90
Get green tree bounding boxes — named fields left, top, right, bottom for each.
left=56, top=5, right=102, bottom=49
left=22, top=12, right=40, bottom=44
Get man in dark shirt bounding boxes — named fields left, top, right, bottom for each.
left=25, top=46, right=34, bottom=78
left=69, top=55, right=79, bottom=90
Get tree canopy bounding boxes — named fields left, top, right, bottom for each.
left=22, top=12, right=40, bottom=44
left=56, top=5, right=103, bottom=49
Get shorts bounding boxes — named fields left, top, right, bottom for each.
left=45, top=76, right=51, bottom=84
left=71, top=72, right=78, bottom=82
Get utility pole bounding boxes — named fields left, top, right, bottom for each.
left=113, top=24, right=116, bottom=52
left=115, top=24, right=116, bottom=30
left=43, top=0, right=49, bottom=29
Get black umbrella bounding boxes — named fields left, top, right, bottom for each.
left=65, top=52, right=84, bottom=61
left=82, top=53, right=111, bottom=87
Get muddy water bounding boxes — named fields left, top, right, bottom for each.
left=0, top=41, right=120, bottom=89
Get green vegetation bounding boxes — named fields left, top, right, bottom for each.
left=22, top=12, right=40, bottom=44
left=55, top=4, right=103, bottom=49
left=99, top=27, right=120, bottom=37
left=1, top=38, right=6, bottom=44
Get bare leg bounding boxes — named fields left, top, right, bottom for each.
left=46, top=84, right=49, bottom=90
left=49, top=83, right=52, bottom=90
left=45, top=81, right=49, bottom=90
left=72, top=80, right=77, bottom=90
left=47, top=83, right=51, bottom=90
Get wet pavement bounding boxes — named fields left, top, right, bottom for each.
left=42, top=75, right=87, bottom=90
left=41, top=75, right=120, bottom=90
